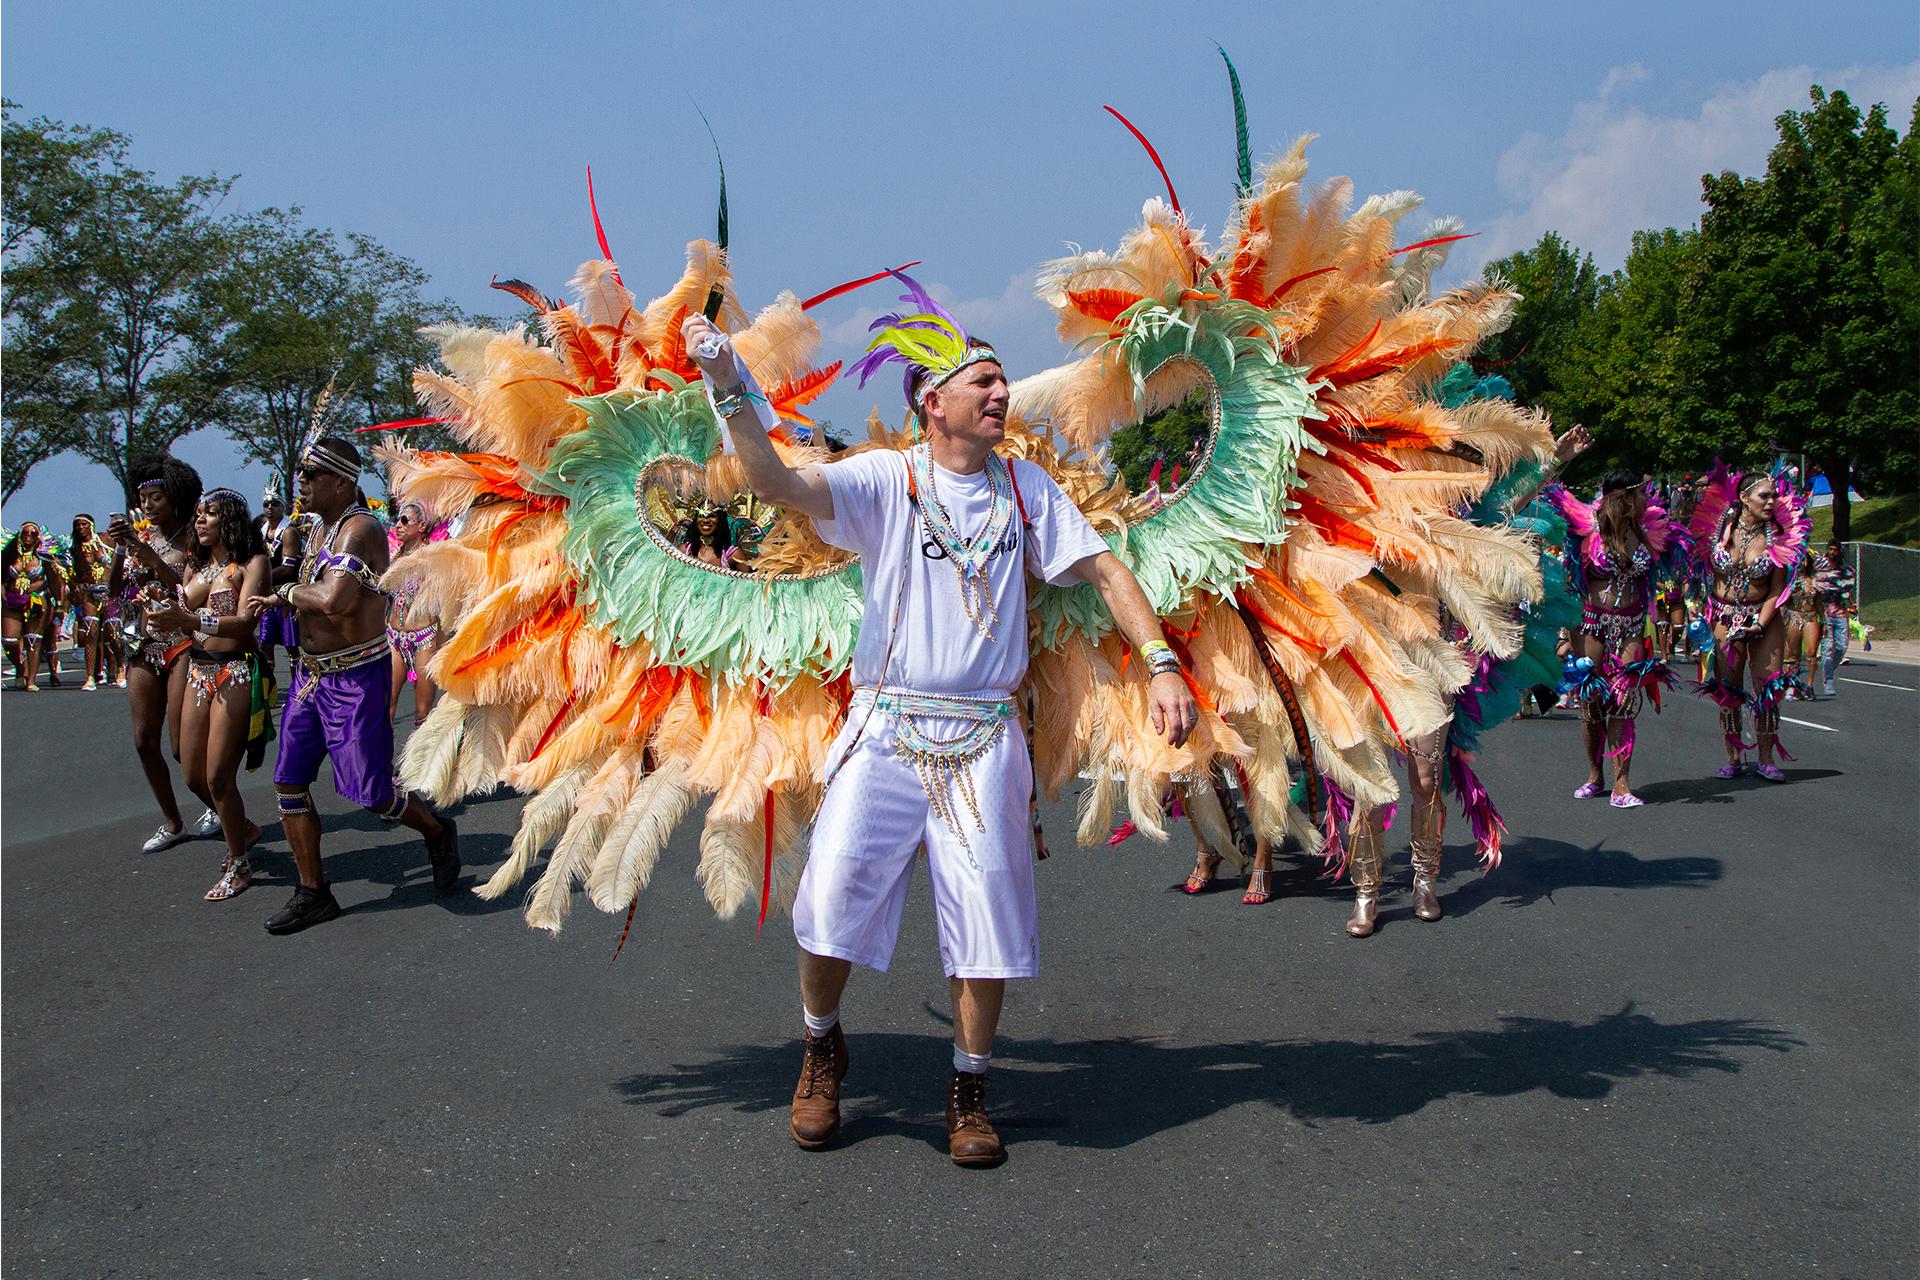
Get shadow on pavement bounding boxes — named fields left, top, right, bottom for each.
left=1438, top=836, right=1721, bottom=917
left=236, top=811, right=519, bottom=917
left=1635, top=768, right=1844, bottom=805
left=614, top=1003, right=1798, bottom=1149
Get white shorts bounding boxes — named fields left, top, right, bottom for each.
left=793, top=698, right=1039, bottom=979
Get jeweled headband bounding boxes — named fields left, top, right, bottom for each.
left=846, top=269, right=998, bottom=410
left=138, top=478, right=168, bottom=493
left=203, top=487, right=247, bottom=506
left=302, top=438, right=360, bottom=481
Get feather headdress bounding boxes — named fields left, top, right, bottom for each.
left=845, top=269, right=998, bottom=410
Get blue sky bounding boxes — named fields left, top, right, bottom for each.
left=5, top=0, right=1916, bottom=527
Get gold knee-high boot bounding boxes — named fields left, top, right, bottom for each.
left=1345, top=809, right=1386, bottom=938
left=1410, top=799, right=1444, bottom=922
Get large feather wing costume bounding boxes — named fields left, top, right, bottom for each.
left=387, top=135, right=1554, bottom=935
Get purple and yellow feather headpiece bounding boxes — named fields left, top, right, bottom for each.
left=847, top=270, right=998, bottom=411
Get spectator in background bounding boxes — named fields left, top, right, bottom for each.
left=1816, top=539, right=1855, bottom=698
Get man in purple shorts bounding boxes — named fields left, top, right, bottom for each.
left=246, top=435, right=459, bottom=935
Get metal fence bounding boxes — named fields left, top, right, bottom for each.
left=1850, top=540, right=1919, bottom=636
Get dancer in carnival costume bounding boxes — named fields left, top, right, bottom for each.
left=1780, top=540, right=1824, bottom=700
left=108, top=456, right=224, bottom=851
left=1689, top=464, right=1810, bottom=781
left=3, top=523, right=65, bottom=691
left=143, top=488, right=272, bottom=900
left=1332, top=361, right=1585, bottom=936
left=243, top=435, right=461, bottom=935
left=380, top=52, right=1555, bottom=1165
left=1544, top=468, right=1688, bottom=808
left=67, top=516, right=123, bottom=689
left=685, top=290, right=1196, bottom=1167
left=387, top=499, right=447, bottom=725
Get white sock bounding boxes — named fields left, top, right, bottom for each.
left=952, top=1045, right=991, bottom=1075
left=803, top=1005, right=839, bottom=1036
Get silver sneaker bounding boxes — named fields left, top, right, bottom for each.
left=143, top=824, right=191, bottom=854
left=194, top=808, right=222, bottom=837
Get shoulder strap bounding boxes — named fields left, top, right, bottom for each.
left=1005, top=456, right=1032, bottom=530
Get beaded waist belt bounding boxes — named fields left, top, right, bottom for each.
left=300, top=635, right=391, bottom=676
left=860, top=688, right=1016, bottom=849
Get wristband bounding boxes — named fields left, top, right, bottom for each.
left=197, top=608, right=220, bottom=635
left=712, top=385, right=762, bottom=419
left=277, top=582, right=298, bottom=605
left=1141, top=639, right=1182, bottom=677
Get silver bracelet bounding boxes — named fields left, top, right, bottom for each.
left=712, top=384, right=752, bottom=418
left=1146, top=653, right=1183, bottom=678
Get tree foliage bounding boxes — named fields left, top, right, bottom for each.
left=3, top=101, right=247, bottom=503
left=1476, top=231, right=1599, bottom=433
left=1558, top=228, right=1722, bottom=476
left=1107, top=393, right=1213, bottom=493
left=207, top=214, right=464, bottom=504
left=1476, top=88, right=1915, bottom=538
left=1683, top=87, right=1917, bottom=540
left=3, top=103, right=465, bottom=509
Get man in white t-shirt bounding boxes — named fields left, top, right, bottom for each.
left=684, top=304, right=1194, bottom=1168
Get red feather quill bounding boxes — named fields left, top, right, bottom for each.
left=1103, top=105, right=1181, bottom=214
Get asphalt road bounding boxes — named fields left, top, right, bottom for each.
left=4, top=655, right=1917, bottom=1279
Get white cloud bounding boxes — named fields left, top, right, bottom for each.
left=1478, top=61, right=1920, bottom=272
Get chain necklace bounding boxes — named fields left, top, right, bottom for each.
left=1723, top=518, right=1774, bottom=596
left=909, top=444, right=1015, bottom=640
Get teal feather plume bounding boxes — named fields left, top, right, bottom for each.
left=1216, top=44, right=1252, bottom=201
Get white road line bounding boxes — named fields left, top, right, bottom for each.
left=1838, top=677, right=1913, bottom=691
left=1780, top=715, right=1838, bottom=732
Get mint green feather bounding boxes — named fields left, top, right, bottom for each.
left=541, top=387, right=863, bottom=688
left=1029, top=290, right=1314, bottom=647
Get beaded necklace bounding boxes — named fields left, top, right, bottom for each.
left=908, top=444, right=1015, bottom=640
left=299, top=504, right=373, bottom=586
left=1717, top=518, right=1774, bottom=598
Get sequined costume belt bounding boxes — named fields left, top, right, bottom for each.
left=858, top=688, right=1017, bottom=851
left=1579, top=602, right=1644, bottom=652
left=292, top=635, right=391, bottom=704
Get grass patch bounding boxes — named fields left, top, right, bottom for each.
left=1860, top=594, right=1920, bottom=641
left=1811, top=492, right=1920, bottom=548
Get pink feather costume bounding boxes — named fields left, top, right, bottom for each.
left=1543, top=482, right=1688, bottom=801
left=1685, top=463, right=1811, bottom=772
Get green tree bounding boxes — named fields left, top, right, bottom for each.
left=1683, top=87, right=1917, bottom=542
left=206, top=213, right=464, bottom=504
left=1, top=102, right=129, bottom=499
left=1556, top=228, right=1725, bottom=477
left=1107, top=393, right=1213, bottom=493
left=1477, top=231, right=1600, bottom=432
left=2, top=103, right=245, bottom=503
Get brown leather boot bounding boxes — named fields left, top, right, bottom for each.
left=789, top=1025, right=848, bottom=1150
left=945, top=1070, right=1006, bottom=1168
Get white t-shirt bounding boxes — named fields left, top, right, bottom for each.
left=815, top=450, right=1109, bottom=697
